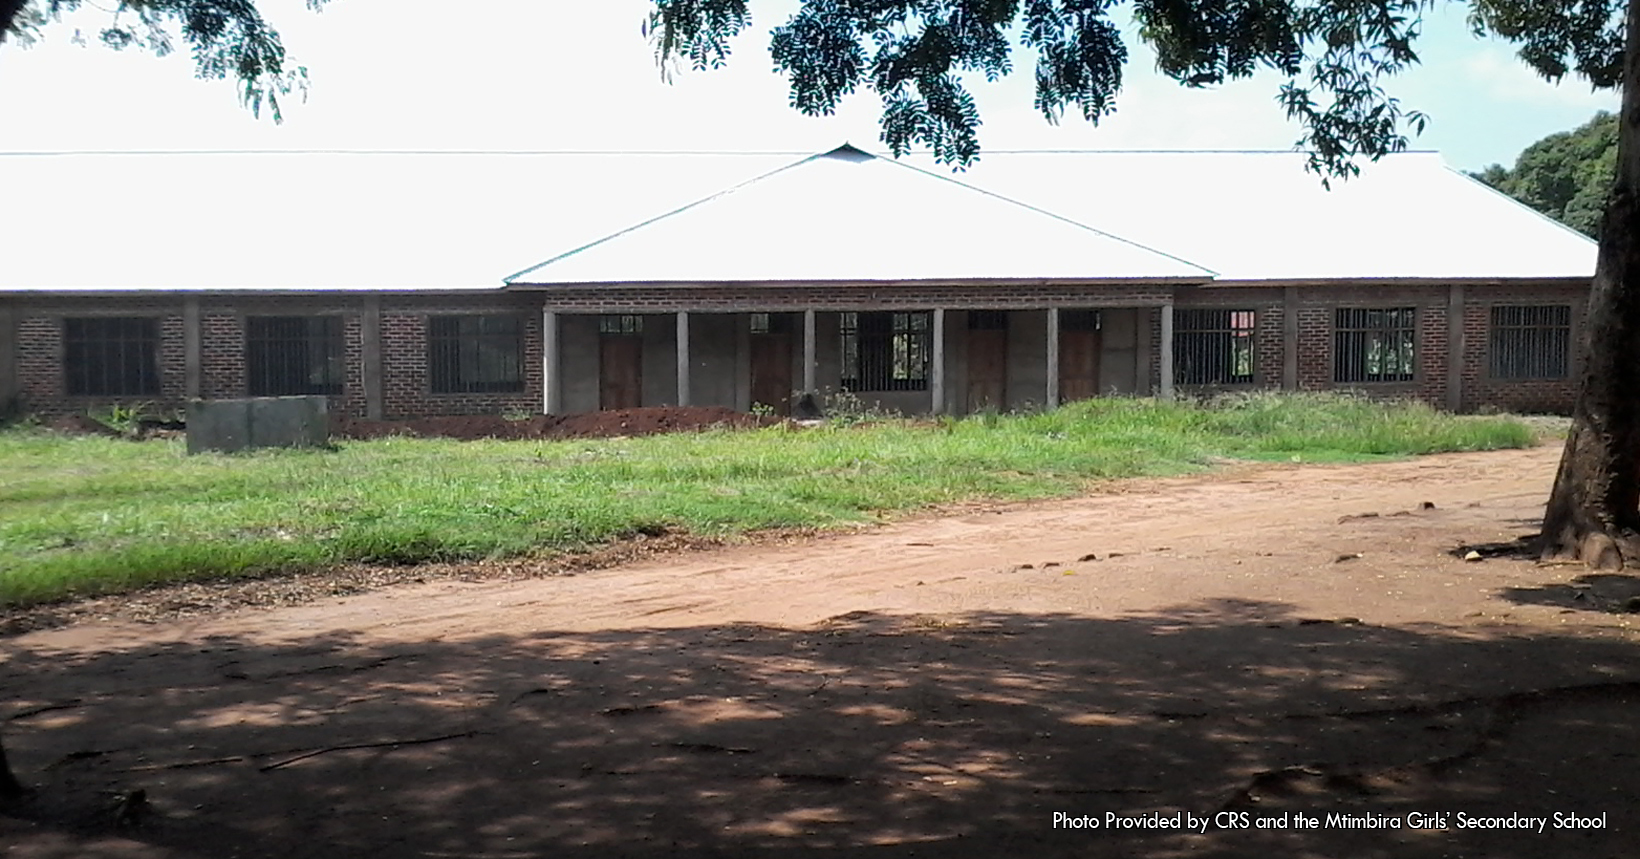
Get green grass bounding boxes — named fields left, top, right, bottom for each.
left=0, top=392, right=1535, bottom=607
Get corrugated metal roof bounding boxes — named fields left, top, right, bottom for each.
left=915, top=150, right=1597, bottom=281
left=0, top=146, right=1596, bottom=292
left=506, top=145, right=1214, bottom=285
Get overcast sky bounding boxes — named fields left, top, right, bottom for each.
left=0, top=0, right=1619, bottom=172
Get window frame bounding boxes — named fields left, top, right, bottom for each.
left=840, top=311, right=932, bottom=392
left=245, top=315, right=346, bottom=397
left=1333, top=307, right=1416, bottom=384
left=1488, top=304, right=1571, bottom=380
left=63, top=316, right=161, bottom=397
left=428, top=314, right=526, bottom=395
left=1173, top=308, right=1256, bottom=386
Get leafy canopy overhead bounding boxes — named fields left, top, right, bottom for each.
left=1472, top=111, right=1618, bottom=237
left=647, top=0, right=1626, bottom=176
left=1, top=0, right=332, bottom=121
left=0, top=1, right=1626, bottom=176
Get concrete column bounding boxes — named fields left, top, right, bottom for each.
left=676, top=310, right=691, bottom=407
left=1282, top=286, right=1299, bottom=390
left=802, top=309, right=817, bottom=392
left=0, top=304, right=17, bottom=413
left=361, top=295, right=383, bottom=419
left=1045, top=307, right=1060, bottom=409
left=542, top=309, right=562, bottom=415
left=734, top=313, right=751, bottom=412
left=1159, top=302, right=1175, bottom=401
left=183, top=297, right=202, bottom=400
left=1446, top=284, right=1465, bottom=412
left=930, top=307, right=946, bottom=415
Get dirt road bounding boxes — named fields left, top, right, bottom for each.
left=5, top=444, right=1640, bottom=858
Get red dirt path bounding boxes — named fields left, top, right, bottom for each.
left=4, top=445, right=1640, bottom=858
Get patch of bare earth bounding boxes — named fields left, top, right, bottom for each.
left=5, top=444, right=1640, bottom=859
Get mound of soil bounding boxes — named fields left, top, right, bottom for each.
left=331, top=406, right=781, bottom=441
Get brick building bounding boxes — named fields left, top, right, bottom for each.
left=0, top=145, right=1596, bottom=420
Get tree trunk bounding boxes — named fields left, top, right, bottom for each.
left=1538, top=0, right=1640, bottom=569
left=0, top=733, right=24, bottom=801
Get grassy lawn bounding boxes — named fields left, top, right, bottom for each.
left=0, top=393, right=1535, bottom=607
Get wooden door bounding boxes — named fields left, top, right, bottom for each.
left=749, top=334, right=793, bottom=414
left=599, top=336, right=643, bottom=410
left=966, top=329, right=1007, bottom=410
left=1059, top=329, right=1102, bottom=403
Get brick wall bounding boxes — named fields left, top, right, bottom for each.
left=378, top=301, right=544, bottom=419
left=14, top=297, right=190, bottom=418
left=1, top=280, right=1592, bottom=420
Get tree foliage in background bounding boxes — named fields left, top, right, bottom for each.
left=0, top=0, right=330, bottom=121
left=1472, top=111, right=1618, bottom=236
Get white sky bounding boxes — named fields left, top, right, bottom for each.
left=0, top=0, right=1620, bottom=172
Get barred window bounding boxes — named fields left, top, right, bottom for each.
left=841, top=311, right=930, bottom=392
left=599, top=315, right=643, bottom=336
left=430, top=315, right=524, bottom=394
left=1334, top=307, right=1415, bottom=383
left=1174, top=309, right=1255, bottom=385
left=246, top=316, right=345, bottom=396
left=64, top=317, right=160, bottom=396
left=1489, top=305, right=1570, bottom=379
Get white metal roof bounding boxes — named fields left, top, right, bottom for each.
left=506, top=145, right=1213, bottom=285
left=917, top=150, right=1597, bottom=281
left=0, top=146, right=1596, bottom=292
left=0, top=150, right=794, bottom=291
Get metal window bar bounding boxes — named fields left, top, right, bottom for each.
left=246, top=316, right=344, bottom=396
left=1173, top=309, right=1256, bottom=385
left=1489, top=305, right=1570, bottom=379
left=430, top=315, right=524, bottom=393
left=599, top=315, right=643, bottom=336
left=840, top=311, right=930, bottom=391
left=64, top=317, right=160, bottom=396
left=1334, top=307, right=1415, bottom=383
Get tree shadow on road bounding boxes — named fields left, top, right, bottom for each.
left=4, top=598, right=1639, bottom=859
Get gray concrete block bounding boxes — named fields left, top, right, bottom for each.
left=187, top=396, right=329, bottom=454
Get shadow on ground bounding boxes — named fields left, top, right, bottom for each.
left=4, top=599, right=1638, bottom=858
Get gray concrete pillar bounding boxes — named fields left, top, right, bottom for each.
left=1159, top=302, right=1175, bottom=401
left=1282, top=286, right=1299, bottom=390
left=183, top=297, right=202, bottom=400
left=930, top=307, right=946, bottom=415
left=0, top=304, right=16, bottom=413
left=361, top=295, right=383, bottom=419
left=676, top=310, right=691, bottom=407
left=802, top=309, right=817, bottom=393
left=542, top=309, right=562, bottom=415
left=1446, top=284, right=1465, bottom=412
left=1046, top=307, right=1060, bottom=409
